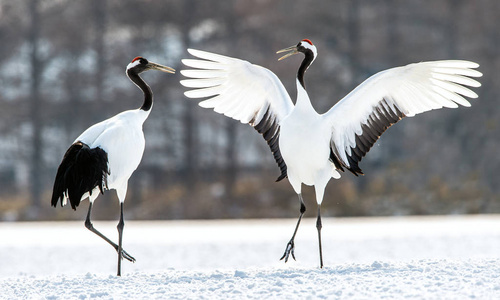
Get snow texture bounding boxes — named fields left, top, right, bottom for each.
left=1, top=215, right=499, bottom=299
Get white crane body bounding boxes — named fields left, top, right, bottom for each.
left=51, top=57, right=174, bottom=276
left=180, top=39, right=482, bottom=268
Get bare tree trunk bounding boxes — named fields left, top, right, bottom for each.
left=29, top=0, right=42, bottom=212
left=224, top=120, right=237, bottom=201
left=385, top=0, right=400, bottom=64
left=347, top=0, right=361, bottom=73
left=179, top=0, right=197, bottom=218
left=445, top=0, right=461, bottom=58
left=63, top=54, right=83, bottom=138
left=93, top=0, right=106, bottom=105
left=442, top=0, right=462, bottom=136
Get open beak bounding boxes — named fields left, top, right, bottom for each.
left=277, top=45, right=299, bottom=61
left=147, top=62, right=176, bottom=74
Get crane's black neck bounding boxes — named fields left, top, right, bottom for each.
left=127, top=69, right=153, bottom=111
left=297, top=50, right=315, bottom=89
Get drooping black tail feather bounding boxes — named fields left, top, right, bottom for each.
left=51, top=141, right=109, bottom=210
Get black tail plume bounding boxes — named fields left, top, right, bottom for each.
left=51, top=142, right=109, bottom=210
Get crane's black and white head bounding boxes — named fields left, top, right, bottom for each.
left=277, top=39, right=317, bottom=63
left=126, top=57, right=175, bottom=111
left=277, top=39, right=317, bottom=88
left=126, top=56, right=175, bottom=75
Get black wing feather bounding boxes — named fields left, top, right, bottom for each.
left=250, top=106, right=287, bottom=182
left=330, top=98, right=406, bottom=176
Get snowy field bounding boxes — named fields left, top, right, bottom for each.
left=1, top=215, right=499, bottom=299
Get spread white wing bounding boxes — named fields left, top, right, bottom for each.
left=323, top=60, right=482, bottom=175
left=180, top=49, right=295, bottom=181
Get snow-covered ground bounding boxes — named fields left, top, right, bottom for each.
left=1, top=215, right=499, bottom=299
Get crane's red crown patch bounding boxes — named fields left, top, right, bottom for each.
left=301, top=39, right=313, bottom=45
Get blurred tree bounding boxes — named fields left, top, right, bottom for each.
left=181, top=0, right=198, bottom=191
left=93, top=0, right=107, bottom=106
left=28, top=0, right=42, bottom=213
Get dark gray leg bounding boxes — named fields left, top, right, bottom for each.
left=280, top=194, right=306, bottom=262
left=84, top=202, right=136, bottom=264
left=116, top=202, right=124, bottom=276
left=316, top=205, right=323, bottom=268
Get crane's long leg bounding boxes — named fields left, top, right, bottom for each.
left=280, top=193, right=306, bottom=262
left=116, top=202, right=124, bottom=276
left=84, top=202, right=136, bottom=263
left=316, top=205, right=323, bottom=268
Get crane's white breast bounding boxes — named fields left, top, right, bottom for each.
left=78, top=110, right=147, bottom=191
left=279, top=112, right=332, bottom=186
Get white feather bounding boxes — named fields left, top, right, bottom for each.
left=324, top=60, right=482, bottom=168
left=180, top=49, right=294, bottom=126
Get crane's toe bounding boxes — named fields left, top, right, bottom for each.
left=119, top=249, right=136, bottom=263
left=280, top=239, right=296, bottom=262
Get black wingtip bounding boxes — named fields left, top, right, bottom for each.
left=276, top=173, right=287, bottom=182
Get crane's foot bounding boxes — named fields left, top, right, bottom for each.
left=115, top=247, right=136, bottom=263
left=280, top=239, right=296, bottom=263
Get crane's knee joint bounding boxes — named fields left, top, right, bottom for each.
left=300, top=202, right=306, bottom=214
left=316, top=216, right=322, bottom=230
left=85, top=219, right=93, bottom=230
left=117, top=220, right=125, bottom=231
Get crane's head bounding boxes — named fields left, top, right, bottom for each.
left=277, top=39, right=317, bottom=62
left=126, top=57, right=175, bottom=74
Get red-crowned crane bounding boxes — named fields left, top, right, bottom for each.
left=51, top=57, right=175, bottom=276
left=179, top=39, right=482, bottom=268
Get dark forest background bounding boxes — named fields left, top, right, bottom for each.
left=0, top=0, right=498, bottom=222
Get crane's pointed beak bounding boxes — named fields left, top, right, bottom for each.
left=147, top=62, right=176, bottom=74
left=277, top=45, right=299, bottom=61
